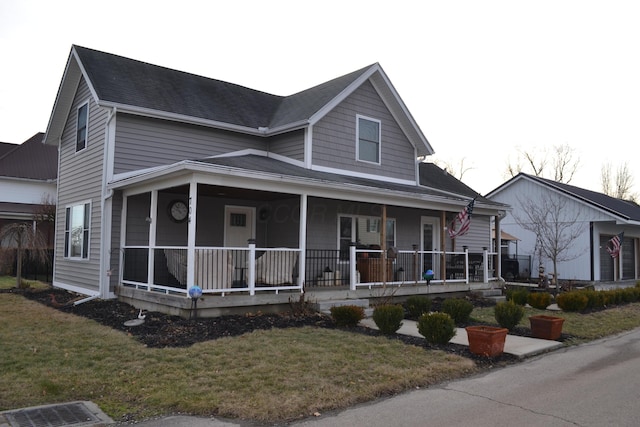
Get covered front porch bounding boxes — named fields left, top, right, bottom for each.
left=112, top=159, right=504, bottom=316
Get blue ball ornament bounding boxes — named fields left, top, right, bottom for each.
left=188, top=285, right=203, bottom=299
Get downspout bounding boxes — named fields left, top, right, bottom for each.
left=74, top=295, right=99, bottom=306
left=99, top=107, right=116, bottom=299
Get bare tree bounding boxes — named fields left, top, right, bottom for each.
left=601, top=162, right=637, bottom=202
left=513, top=192, right=586, bottom=294
left=505, top=144, right=579, bottom=183
left=433, top=157, right=474, bottom=181
left=0, top=222, right=50, bottom=288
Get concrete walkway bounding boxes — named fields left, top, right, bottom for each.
left=359, top=318, right=563, bottom=358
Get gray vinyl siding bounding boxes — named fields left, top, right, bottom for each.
left=448, top=215, right=492, bottom=253
left=306, top=198, right=436, bottom=250
left=312, top=81, right=416, bottom=182
left=268, top=130, right=304, bottom=161
left=53, top=77, right=106, bottom=294
left=113, top=115, right=266, bottom=174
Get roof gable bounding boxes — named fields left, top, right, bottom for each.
left=0, top=133, right=57, bottom=180
left=44, top=46, right=432, bottom=156
left=489, top=173, right=640, bottom=222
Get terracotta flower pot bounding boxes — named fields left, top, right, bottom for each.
left=465, top=325, right=508, bottom=357
left=529, top=315, right=564, bottom=340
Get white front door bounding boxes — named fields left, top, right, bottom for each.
left=421, top=216, right=441, bottom=277
left=224, top=206, right=255, bottom=247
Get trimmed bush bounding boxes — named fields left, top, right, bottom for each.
left=417, top=312, right=456, bottom=344
left=405, top=295, right=432, bottom=319
left=582, top=290, right=606, bottom=309
left=556, top=292, right=588, bottom=312
left=494, top=301, right=524, bottom=331
left=330, top=305, right=365, bottom=327
left=441, top=298, right=474, bottom=325
left=372, top=304, right=404, bottom=335
left=507, top=288, right=529, bottom=306
left=527, top=292, right=551, bottom=310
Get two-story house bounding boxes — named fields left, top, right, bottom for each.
left=0, top=133, right=57, bottom=266
left=43, top=45, right=507, bottom=316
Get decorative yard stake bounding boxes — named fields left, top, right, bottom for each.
left=188, top=285, right=203, bottom=319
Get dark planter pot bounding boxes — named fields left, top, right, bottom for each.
left=529, top=315, right=565, bottom=340
left=465, top=326, right=508, bottom=357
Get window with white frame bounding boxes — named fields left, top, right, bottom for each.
left=76, top=102, right=89, bottom=152
left=64, top=202, right=90, bottom=259
left=356, top=115, right=381, bottom=163
left=339, top=215, right=395, bottom=260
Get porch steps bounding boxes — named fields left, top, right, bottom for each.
left=315, top=299, right=372, bottom=316
left=471, top=288, right=506, bottom=303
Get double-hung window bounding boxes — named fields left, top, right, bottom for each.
left=64, top=202, right=90, bottom=259
left=356, top=115, right=381, bottom=164
left=76, top=102, right=89, bottom=152
left=339, top=215, right=395, bottom=260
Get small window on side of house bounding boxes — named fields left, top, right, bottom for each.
left=64, top=202, right=90, bottom=259
left=76, top=102, right=89, bottom=152
left=356, top=115, right=381, bottom=164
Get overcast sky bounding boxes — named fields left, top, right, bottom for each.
left=1, top=0, right=638, bottom=196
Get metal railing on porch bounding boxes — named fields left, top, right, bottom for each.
left=122, top=245, right=500, bottom=296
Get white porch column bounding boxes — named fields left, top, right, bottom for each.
left=248, top=239, right=256, bottom=295
left=350, top=242, right=357, bottom=291
left=147, top=190, right=158, bottom=288
left=186, top=181, right=198, bottom=288
left=298, top=193, right=308, bottom=290
left=495, top=214, right=502, bottom=282
left=483, top=248, right=489, bottom=283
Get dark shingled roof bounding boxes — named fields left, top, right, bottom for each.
left=525, top=174, right=640, bottom=222
left=0, top=142, right=17, bottom=158
left=191, top=155, right=493, bottom=204
left=0, top=133, right=57, bottom=180
left=74, top=46, right=372, bottom=130
left=418, top=162, right=490, bottom=203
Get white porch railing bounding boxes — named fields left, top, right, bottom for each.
left=122, top=243, right=303, bottom=296
left=121, top=244, right=499, bottom=296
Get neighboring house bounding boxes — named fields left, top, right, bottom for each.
left=0, top=132, right=57, bottom=247
left=42, top=45, right=507, bottom=314
left=487, top=173, right=640, bottom=283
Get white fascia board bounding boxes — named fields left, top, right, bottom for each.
left=110, top=160, right=503, bottom=214
left=100, top=102, right=310, bottom=138
left=310, top=164, right=416, bottom=186
left=368, top=68, right=433, bottom=156
left=43, top=52, right=84, bottom=145
left=307, top=66, right=377, bottom=125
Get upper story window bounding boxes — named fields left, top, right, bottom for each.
left=76, top=102, right=89, bottom=152
left=356, top=115, right=381, bottom=164
left=64, top=201, right=90, bottom=259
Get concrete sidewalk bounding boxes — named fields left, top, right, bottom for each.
left=359, top=318, right=563, bottom=358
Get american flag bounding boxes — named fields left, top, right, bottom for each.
left=606, top=232, right=624, bottom=258
left=448, top=198, right=475, bottom=239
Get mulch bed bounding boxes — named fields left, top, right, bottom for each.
left=8, top=287, right=522, bottom=369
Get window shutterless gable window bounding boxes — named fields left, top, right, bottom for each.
left=356, top=115, right=381, bottom=164
left=64, top=202, right=90, bottom=259
left=76, top=102, right=89, bottom=152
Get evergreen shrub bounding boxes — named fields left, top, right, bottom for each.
left=330, top=305, right=365, bottom=327
left=494, top=301, right=524, bottom=331
left=441, top=298, right=474, bottom=325
left=372, top=304, right=404, bottom=335
left=405, top=295, right=432, bottom=319
left=417, top=312, right=456, bottom=344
